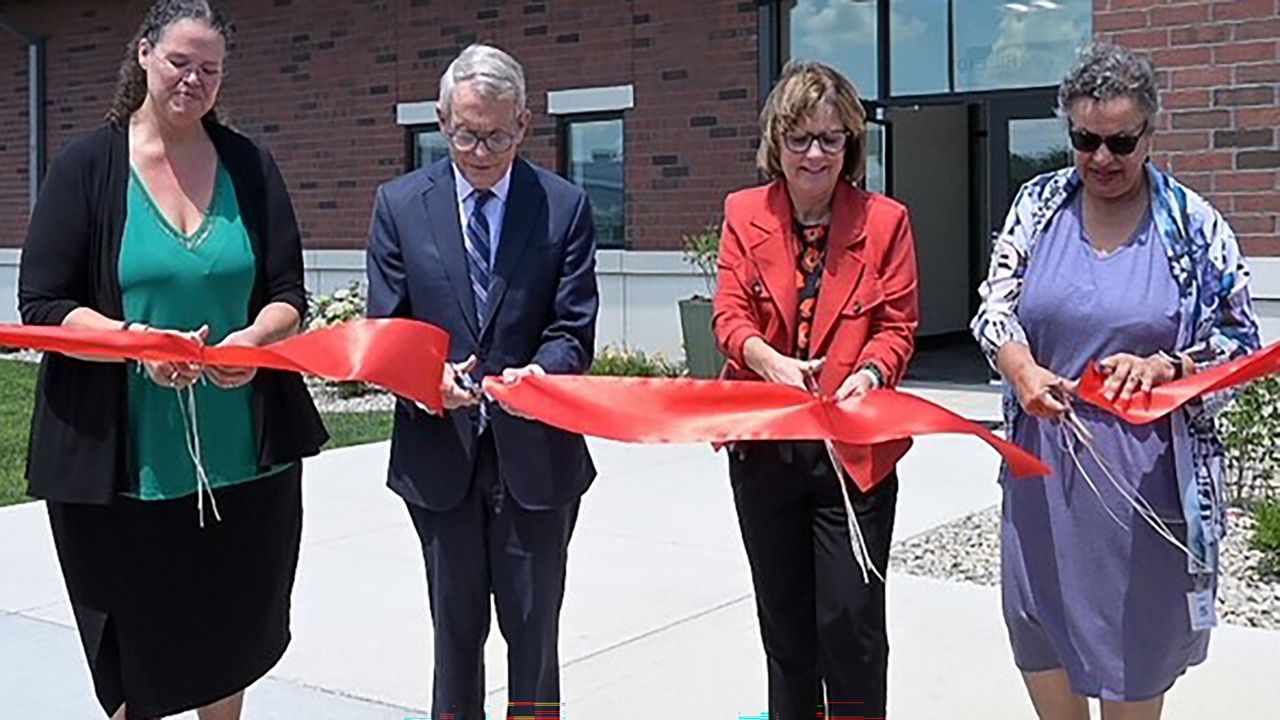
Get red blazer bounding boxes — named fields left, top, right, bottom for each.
left=712, top=180, right=920, bottom=490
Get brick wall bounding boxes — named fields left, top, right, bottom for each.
left=0, top=0, right=762, bottom=250
left=1096, top=0, right=1280, bottom=256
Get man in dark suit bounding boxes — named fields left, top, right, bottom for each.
left=365, top=44, right=598, bottom=720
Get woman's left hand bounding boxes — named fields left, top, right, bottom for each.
left=833, top=368, right=876, bottom=402
left=1097, top=352, right=1176, bottom=402
left=205, top=326, right=263, bottom=389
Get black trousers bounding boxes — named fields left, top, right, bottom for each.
left=405, top=431, right=579, bottom=720
left=729, top=441, right=899, bottom=720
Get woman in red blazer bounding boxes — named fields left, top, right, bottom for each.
left=712, top=60, right=919, bottom=719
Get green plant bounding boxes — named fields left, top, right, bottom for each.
left=307, top=281, right=375, bottom=396
left=1250, top=499, right=1280, bottom=576
left=1219, top=376, right=1280, bottom=506
left=681, top=221, right=721, bottom=298
left=308, top=280, right=367, bottom=331
left=590, top=346, right=685, bottom=378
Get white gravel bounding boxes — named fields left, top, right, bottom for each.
left=891, top=503, right=1280, bottom=629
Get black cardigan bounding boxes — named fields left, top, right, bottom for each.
left=18, top=120, right=329, bottom=505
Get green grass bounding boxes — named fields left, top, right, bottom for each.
left=0, top=359, right=393, bottom=508
left=320, top=409, right=393, bottom=450
left=0, top=359, right=37, bottom=508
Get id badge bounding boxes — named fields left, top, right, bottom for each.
left=1187, top=589, right=1217, bottom=631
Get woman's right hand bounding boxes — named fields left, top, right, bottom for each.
left=139, top=325, right=208, bottom=390
left=997, top=342, right=1072, bottom=420
left=743, top=336, right=823, bottom=391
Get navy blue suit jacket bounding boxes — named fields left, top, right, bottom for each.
left=366, top=157, right=599, bottom=511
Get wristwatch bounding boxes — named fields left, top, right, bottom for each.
left=1158, top=350, right=1185, bottom=381
left=858, top=363, right=885, bottom=389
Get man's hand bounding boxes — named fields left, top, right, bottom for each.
left=439, top=355, right=481, bottom=411
left=496, top=363, right=546, bottom=419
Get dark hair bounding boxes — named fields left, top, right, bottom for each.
left=106, top=0, right=234, bottom=125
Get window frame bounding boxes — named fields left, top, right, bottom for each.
left=557, top=110, right=627, bottom=250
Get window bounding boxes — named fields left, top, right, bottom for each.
left=409, top=125, right=450, bottom=170
left=779, top=0, right=1092, bottom=98
left=783, top=0, right=879, bottom=99
left=890, top=0, right=949, bottom=96
left=562, top=116, right=625, bottom=248
left=952, top=1, right=1092, bottom=92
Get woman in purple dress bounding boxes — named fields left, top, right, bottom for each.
left=972, top=42, right=1261, bottom=720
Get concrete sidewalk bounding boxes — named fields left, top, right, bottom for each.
left=2, top=385, right=1278, bottom=718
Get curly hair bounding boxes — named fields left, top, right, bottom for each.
left=105, top=0, right=234, bottom=125
left=1057, top=41, right=1159, bottom=125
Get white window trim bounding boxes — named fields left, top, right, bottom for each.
left=546, top=85, right=634, bottom=115
left=397, top=100, right=439, bottom=126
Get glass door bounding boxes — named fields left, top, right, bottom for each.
left=984, top=93, right=1067, bottom=268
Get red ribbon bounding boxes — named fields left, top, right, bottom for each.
left=3, top=321, right=1053, bottom=480
left=1077, top=341, right=1280, bottom=424
left=0, top=319, right=451, bottom=412
left=483, top=375, right=1051, bottom=480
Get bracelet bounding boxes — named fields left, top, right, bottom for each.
left=121, top=320, right=136, bottom=331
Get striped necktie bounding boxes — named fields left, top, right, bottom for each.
left=464, top=190, right=493, bottom=327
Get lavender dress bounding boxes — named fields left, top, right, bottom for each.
left=1002, top=194, right=1209, bottom=702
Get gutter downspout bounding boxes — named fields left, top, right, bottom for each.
left=1, top=15, right=46, bottom=212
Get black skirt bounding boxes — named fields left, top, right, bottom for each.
left=46, top=464, right=303, bottom=718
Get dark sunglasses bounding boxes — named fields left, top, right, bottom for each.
left=1068, top=120, right=1148, bottom=156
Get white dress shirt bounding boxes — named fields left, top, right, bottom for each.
left=452, top=163, right=512, bottom=266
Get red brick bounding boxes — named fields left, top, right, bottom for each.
left=1216, top=171, right=1278, bottom=191
left=1235, top=193, right=1280, bottom=212
left=1240, top=237, right=1280, bottom=255
left=1096, top=10, right=1150, bottom=32
left=1171, top=109, right=1231, bottom=129
left=1229, top=215, right=1278, bottom=234
left=1154, top=130, right=1210, bottom=152
left=1154, top=45, right=1213, bottom=68
left=1214, top=42, right=1278, bottom=65
left=1113, top=28, right=1170, bottom=49
left=1211, top=0, right=1279, bottom=21
left=1215, top=128, right=1276, bottom=148
left=1237, top=149, right=1280, bottom=169
left=1237, top=107, right=1280, bottom=127
left=1171, top=151, right=1234, bottom=172
left=1171, top=25, right=1231, bottom=46
left=1235, top=18, right=1280, bottom=42
left=1170, top=66, right=1232, bottom=88
left=1215, top=85, right=1277, bottom=107
left=1151, top=3, right=1210, bottom=27
left=1237, top=62, right=1280, bottom=84
left=0, top=0, right=762, bottom=252
left=1162, top=89, right=1211, bottom=109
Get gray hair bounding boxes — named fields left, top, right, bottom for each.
left=1058, top=41, right=1159, bottom=124
left=438, top=44, right=526, bottom=119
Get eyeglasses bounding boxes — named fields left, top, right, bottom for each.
left=446, top=128, right=517, bottom=154
left=1068, top=120, right=1148, bottom=156
left=782, top=131, right=849, bottom=155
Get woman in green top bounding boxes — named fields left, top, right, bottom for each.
left=17, top=2, right=327, bottom=718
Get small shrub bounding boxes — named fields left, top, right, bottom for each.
left=308, top=280, right=367, bottom=331
left=681, top=221, right=721, bottom=299
left=590, top=346, right=685, bottom=378
left=1251, top=499, right=1280, bottom=576
left=1218, top=376, right=1280, bottom=505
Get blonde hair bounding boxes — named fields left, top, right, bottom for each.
left=756, top=60, right=867, bottom=184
